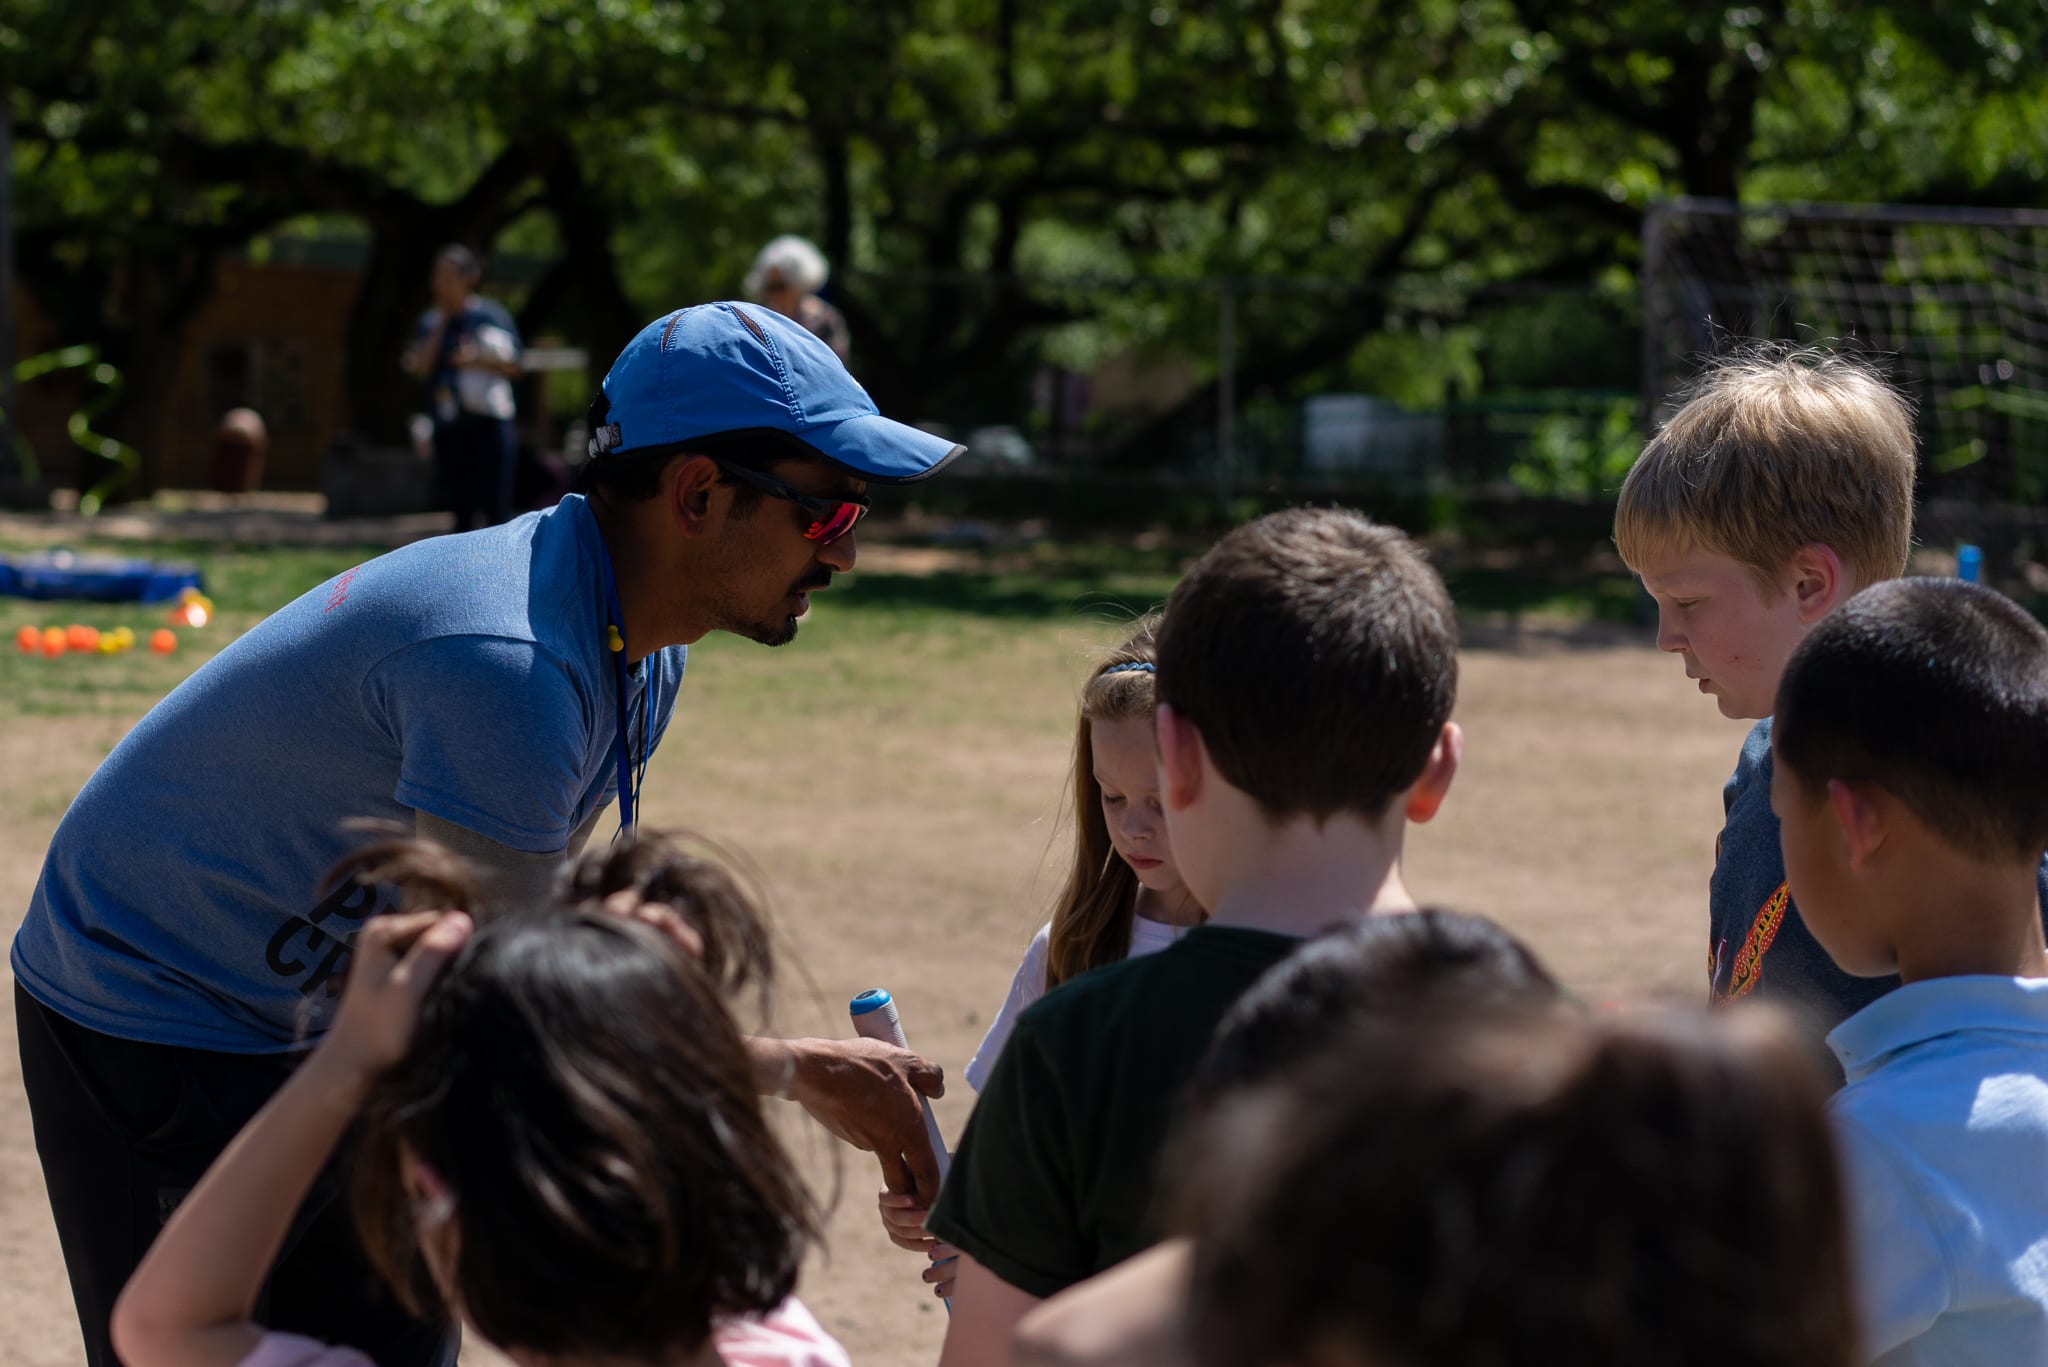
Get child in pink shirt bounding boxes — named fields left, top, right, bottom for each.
left=112, top=833, right=850, bottom=1367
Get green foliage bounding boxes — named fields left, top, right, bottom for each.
left=5, top=347, right=139, bottom=508
left=8, top=0, right=2048, bottom=474
left=1505, top=396, right=1643, bottom=499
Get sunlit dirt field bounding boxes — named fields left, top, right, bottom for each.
left=0, top=529, right=1744, bottom=1367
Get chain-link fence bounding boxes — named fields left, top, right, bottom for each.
left=1644, top=197, right=2048, bottom=504
left=831, top=268, right=1644, bottom=512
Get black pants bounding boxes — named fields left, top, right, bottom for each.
left=432, top=415, right=516, bottom=531
left=15, top=983, right=455, bottom=1367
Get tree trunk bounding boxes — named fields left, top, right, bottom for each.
left=818, top=127, right=854, bottom=279
left=522, top=158, right=643, bottom=391
left=41, top=242, right=224, bottom=499
left=343, top=231, right=443, bottom=444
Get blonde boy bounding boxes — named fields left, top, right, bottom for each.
left=1615, top=345, right=1925, bottom=1042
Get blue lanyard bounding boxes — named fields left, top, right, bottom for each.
left=594, top=539, right=650, bottom=838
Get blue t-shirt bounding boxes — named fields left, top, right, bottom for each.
left=1830, top=976, right=2048, bottom=1363
left=1710, top=717, right=2048, bottom=1077
left=12, top=495, right=685, bottom=1053
left=1710, top=718, right=1896, bottom=1031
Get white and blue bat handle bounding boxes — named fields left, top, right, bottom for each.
left=849, top=988, right=951, bottom=1183
left=851, top=987, right=955, bottom=1310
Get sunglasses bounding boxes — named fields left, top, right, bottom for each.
left=718, top=462, right=870, bottom=545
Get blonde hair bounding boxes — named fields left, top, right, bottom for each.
left=1615, top=344, right=1917, bottom=595
left=1044, top=615, right=1174, bottom=990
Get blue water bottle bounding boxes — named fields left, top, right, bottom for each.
left=1958, top=544, right=1983, bottom=584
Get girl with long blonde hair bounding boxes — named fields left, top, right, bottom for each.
left=879, top=615, right=1203, bottom=1295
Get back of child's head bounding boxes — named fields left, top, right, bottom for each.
left=1179, top=1005, right=1854, bottom=1367
left=1049, top=614, right=1166, bottom=986
left=556, top=829, right=777, bottom=1003
left=1615, top=343, right=1915, bottom=593
left=1155, top=508, right=1457, bottom=822
left=1776, top=577, right=2048, bottom=864
left=1191, top=909, right=1563, bottom=1107
left=331, top=833, right=814, bottom=1361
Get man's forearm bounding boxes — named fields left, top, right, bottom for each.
left=746, top=1034, right=802, bottom=1098
left=411, top=810, right=562, bottom=913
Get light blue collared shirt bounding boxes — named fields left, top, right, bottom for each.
left=1829, top=975, right=2048, bottom=1365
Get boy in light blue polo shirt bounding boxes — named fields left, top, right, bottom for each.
left=1770, top=577, right=2048, bottom=1364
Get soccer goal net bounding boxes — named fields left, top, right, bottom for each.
left=1642, top=198, right=2048, bottom=503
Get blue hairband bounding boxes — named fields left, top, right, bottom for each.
left=1103, top=661, right=1156, bottom=675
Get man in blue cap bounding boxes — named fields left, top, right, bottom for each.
left=13, top=302, right=964, bottom=1367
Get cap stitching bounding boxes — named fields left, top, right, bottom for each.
left=658, top=309, right=689, bottom=350
left=726, top=304, right=806, bottom=426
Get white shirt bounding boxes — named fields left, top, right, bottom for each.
left=965, top=914, right=1193, bottom=1091
left=1828, top=974, right=2048, bottom=1365
left=454, top=324, right=519, bottom=420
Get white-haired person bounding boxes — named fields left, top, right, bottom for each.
left=745, top=235, right=851, bottom=363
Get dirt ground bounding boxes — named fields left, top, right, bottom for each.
left=0, top=599, right=1747, bottom=1367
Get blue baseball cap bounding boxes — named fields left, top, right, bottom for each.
left=586, top=301, right=964, bottom=484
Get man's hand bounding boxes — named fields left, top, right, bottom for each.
left=451, top=328, right=522, bottom=377
left=777, top=1036, right=946, bottom=1205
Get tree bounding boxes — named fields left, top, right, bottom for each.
left=8, top=0, right=2048, bottom=489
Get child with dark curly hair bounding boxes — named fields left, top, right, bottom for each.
left=111, top=832, right=845, bottom=1367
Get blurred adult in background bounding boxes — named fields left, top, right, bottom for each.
left=746, top=235, right=852, bottom=364
left=401, top=245, right=523, bottom=530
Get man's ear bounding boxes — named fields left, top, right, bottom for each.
left=1403, top=721, right=1462, bottom=824
left=668, top=454, right=726, bottom=536
left=1789, top=543, right=1847, bottom=624
left=1155, top=703, right=1205, bottom=813
left=1825, top=777, right=1888, bottom=871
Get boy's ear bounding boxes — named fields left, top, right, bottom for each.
left=1825, top=777, right=1888, bottom=871
left=1790, top=543, right=1847, bottom=623
left=1403, top=721, right=1462, bottom=824
left=668, top=454, right=725, bottom=536
left=1155, top=703, right=1205, bottom=812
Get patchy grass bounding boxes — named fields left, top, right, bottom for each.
left=0, top=524, right=1719, bottom=1367
left=1441, top=564, right=1645, bottom=625
left=0, top=535, right=1186, bottom=721
left=0, top=531, right=1642, bottom=720
left=0, top=540, right=374, bottom=718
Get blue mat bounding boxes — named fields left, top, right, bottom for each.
left=0, top=550, right=204, bottom=603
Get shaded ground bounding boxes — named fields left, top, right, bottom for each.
left=0, top=514, right=1744, bottom=1367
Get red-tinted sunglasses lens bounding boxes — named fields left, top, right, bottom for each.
left=805, top=501, right=866, bottom=544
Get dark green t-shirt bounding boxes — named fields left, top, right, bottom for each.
left=927, top=924, right=1300, bottom=1298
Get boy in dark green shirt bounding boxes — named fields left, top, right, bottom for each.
left=928, top=508, right=1465, bottom=1365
